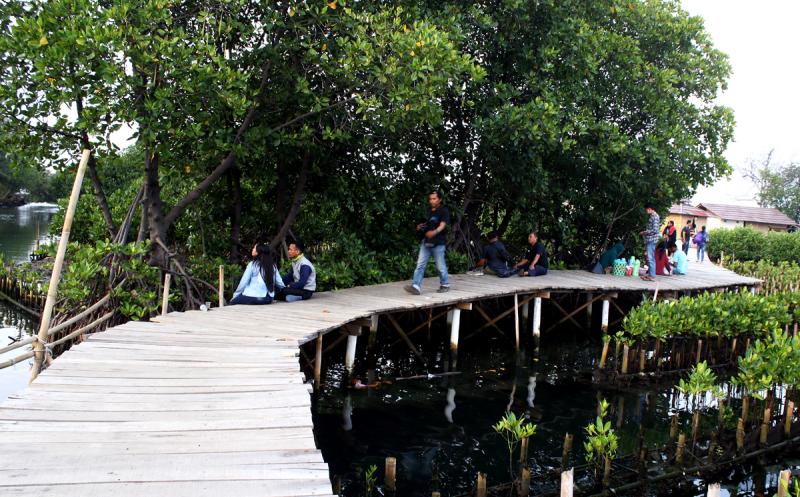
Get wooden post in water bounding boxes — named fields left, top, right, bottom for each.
left=621, top=344, right=630, bottom=374
left=560, top=468, right=574, bottom=497
left=778, top=470, right=792, bottom=497
left=561, top=433, right=573, bottom=471
left=314, top=333, right=323, bottom=390
left=532, top=296, right=542, bottom=338
left=519, top=436, right=529, bottom=464
left=601, top=297, right=610, bottom=333
left=675, top=432, right=686, bottom=466
left=385, top=457, right=397, bottom=493
left=345, top=330, right=358, bottom=374
left=161, top=273, right=171, bottom=316
left=34, top=219, right=40, bottom=251
left=785, top=400, right=795, bottom=437
left=520, top=467, right=531, bottom=497
left=476, top=472, right=487, bottom=497
left=30, top=149, right=91, bottom=384
left=450, top=308, right=461, bottom=351
left=586, top=293, right=593, bottom=329
left=707, top=483, right=721, bottom=497
left=599, top=340, right=609, bottom=369
left=760, top=407, right=771, bottom=446
left=514, top=293, right=520, bottom=350
left=218, top=264, right=225, bottom=307
left=736, top=418, right=745, bottom=452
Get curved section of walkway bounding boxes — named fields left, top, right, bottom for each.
left=0, top=264, right=757, bottom=495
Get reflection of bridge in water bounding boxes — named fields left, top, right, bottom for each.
left=0, top=263, right=758, bottom=496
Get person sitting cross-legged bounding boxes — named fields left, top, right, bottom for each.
left=277, top=240, right=316, bottom=302
left=470, top=231, right=519, bottom=277
left=515, top=231, right=548, bottom=277
left=667, top=242, right=688, bottom=275
left=230, top=244, right=284, bottom=305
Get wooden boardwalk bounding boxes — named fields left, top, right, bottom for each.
left=0, top=263, right=758, bottom=496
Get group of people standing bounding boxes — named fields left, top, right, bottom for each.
left=229, top=240, right=316, bottom=305
left=663, top=219, right=709, bottom=262
left=640, top=204, right=707, bottom=281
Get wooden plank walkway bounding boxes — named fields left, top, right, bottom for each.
left=0, top=263, right=758, bottom=495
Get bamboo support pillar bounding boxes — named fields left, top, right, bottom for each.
left=601, top=297, right=610, bottom=333
left=218, top=265, right=225, bottom=307
left=345, top=334, right=358, bottom=374
left=30, top=149, right=91, bottom=384
left=450, top=308, right=461, bottom=351
left=514, top=293, right=520, bottom=350
left=314, top=333, right=323, bottom=390
left=161, top=273, right=171, bottom=316
left=532, top=297, right=542, bottom=338
left=586, top=293, right=593, bottom=328
left=707, top=483, right=721, bottom=497
left=385, top=457, right=397, bottom=493
left=560, top=468, right=574, bottom=497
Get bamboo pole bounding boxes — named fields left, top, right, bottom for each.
left=520, top=467, right=531, bottom=497
left=561, top=468, right=574, bottom=497
left=599, top=340, right=609, bottom=369
left=621, top=344, right=630, bottom=374
left=707, top=483, right=721, bottom=497
left=161, top=273, right=171, bottom=317
left=736, top=418, right=745, bottom=452
left=514, top=293, right=520, bottom=350
left=519, top=436, right=529, bottom=464
left=314, top=333, right=322, bottom=390
left=675, top=432, right=686, bottom=466
left=785, top=400, right=795, bottom=437
left=218, top=265, right=225, bottom=307
left=476, top=472, right=487, bottom=497
left=30, top=149, right=91, bottom=384
left=385, top=457, right=397, bottom=492
left=778, top=470, right=792, bottom=497
left=760, top=407, right=772, bottom=446
left=561, top=433, right=573, bottom=471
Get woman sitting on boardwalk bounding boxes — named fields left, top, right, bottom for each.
left=231, top=244, right=284, bottom=305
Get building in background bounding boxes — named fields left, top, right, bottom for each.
left=666, top=203, right=709, bottom=232
left=697, top=203, right=796, bottom=232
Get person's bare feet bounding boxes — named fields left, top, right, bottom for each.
left=640, top=275, right=655, bottom=281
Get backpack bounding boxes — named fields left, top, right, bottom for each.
left=693, top=232, right=706, bottom=244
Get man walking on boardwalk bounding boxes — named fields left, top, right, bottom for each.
left=404, top=191, right=451, bottom=295
left=639, top=203, right=660, bottom=281
left=680, top=220, right=692, bottom=255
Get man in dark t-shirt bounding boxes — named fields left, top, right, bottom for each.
left=404, top=191, right=451, bottom=295
left=514, top=231, right=548, bottom=277
left=680, top=220, right=692, bottom=255
left=472, top=231, right=518, bottom=277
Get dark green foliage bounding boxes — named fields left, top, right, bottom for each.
left=708, top=227, right=800, bottom=263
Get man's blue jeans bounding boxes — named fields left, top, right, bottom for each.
left=646, top=241, right=656, bottom=277
left=411, top=243, right=449, bottom=289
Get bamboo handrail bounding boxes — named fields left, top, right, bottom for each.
left=0, top=350, right=34, bottom=370
left=47, top=293, right=111, bottom=336
left=0, top=337, right=34, bottom=355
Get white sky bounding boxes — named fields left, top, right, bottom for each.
left=682, top=0, right=800, bottom=206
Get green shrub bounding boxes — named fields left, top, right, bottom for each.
left=708, top=227, right=800, bottom=263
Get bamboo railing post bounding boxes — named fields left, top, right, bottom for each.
left=161, top=273, right=171, bottom=317
left=30, top=149, right=91, bottom=384
left=218, top=264, right=225, bottom=307
left=385, top=457, right=397, bottom=493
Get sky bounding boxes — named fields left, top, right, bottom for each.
left=681, top=0, right=800, bottom=206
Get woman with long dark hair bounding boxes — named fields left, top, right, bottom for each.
left=230, top=243, right=284, bottom=305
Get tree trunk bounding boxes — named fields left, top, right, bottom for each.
left=143, top=151, right=169, bottom=267
left=85, top=154, right=117, bottom=239
left=228, top=167, right=243, bottom=262
left=270, top=152, right=310, bottom=251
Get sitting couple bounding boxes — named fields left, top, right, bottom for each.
left=471, top=231, right=549, bottom=278
left=230, top=240, right=316, bottom=305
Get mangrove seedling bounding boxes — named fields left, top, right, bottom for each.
left=364, top=464, right=377, bottom=497
left=492, top=411, right=537, bottom=483
left=676, top=361, right=723, bottom=410
left=584, top=399, right=618, bottom=487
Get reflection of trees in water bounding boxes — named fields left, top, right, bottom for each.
left=0, top=204, right=58, bottom=260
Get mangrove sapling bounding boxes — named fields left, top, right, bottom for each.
left=364, top=464, right=377, bottom=497
left=492, top=411, right=537, bottom=486
left=675, top=361, right=723, bottom=443
left=584, top=399, right=618, bottom=488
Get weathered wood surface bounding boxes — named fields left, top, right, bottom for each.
left=0, top=264, right=756, bottom=495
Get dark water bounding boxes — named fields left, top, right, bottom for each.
left=312, top=312, right=799, bottom=497
left=0, top=203, right=58, bottom=401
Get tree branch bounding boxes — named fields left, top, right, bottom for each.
left=270, top=151, right=311, bottom=250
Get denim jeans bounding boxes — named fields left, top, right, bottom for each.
left=230, top=294, right=273, bottom=305
left=682, top=240, right=690, bottom=255
left=523, top=265, right=548, bottom=277
left=697, top=245, right=705, bottom=262
left=277, top=288, right=314, bottom=303
left=411, top=243, right=449, bottom=289
left=646, top=241, right=656, bottom=277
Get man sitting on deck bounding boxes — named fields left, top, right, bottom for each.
left=277, top=241, right=316, bottom=302
left=515, top=231, right=548, bottom=277
left=470, top=231, right=519, bottom=277
left=667, top=242, right=688, bottom=275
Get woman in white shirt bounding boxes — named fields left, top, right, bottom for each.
left=230, top=244, right=284, bottom=305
